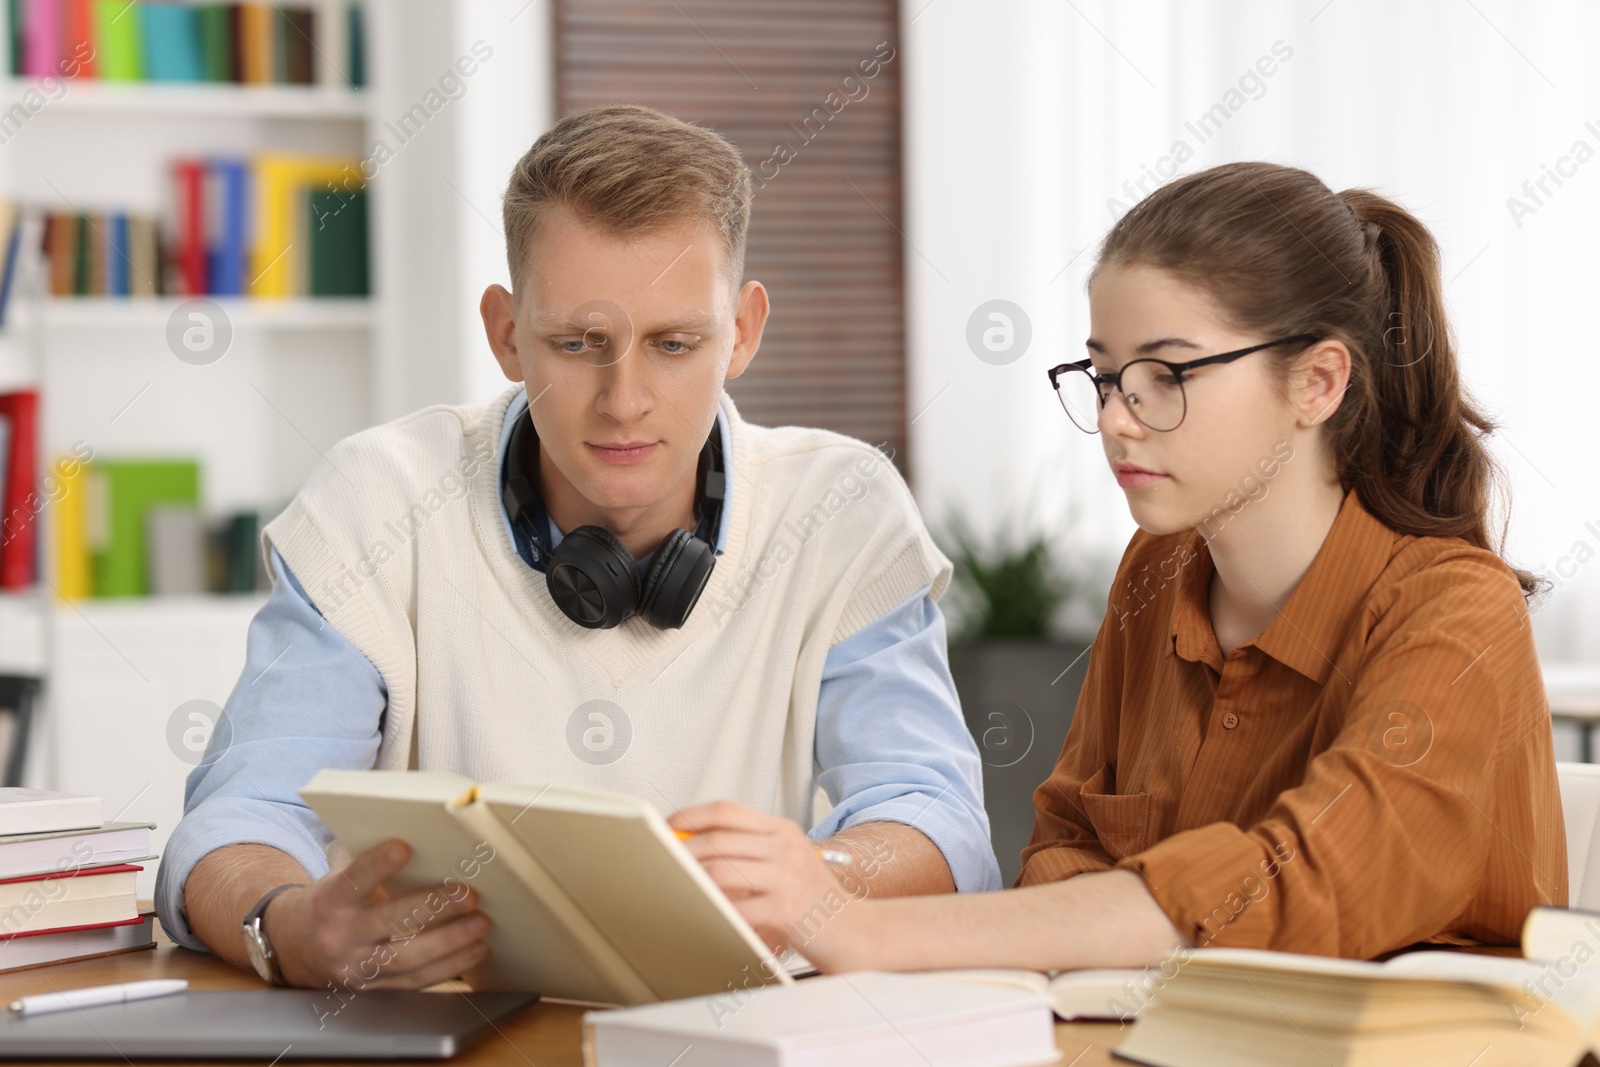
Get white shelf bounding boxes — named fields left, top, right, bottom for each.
left=37, top=297, right=373, bottom=329
left=2, top=78, right=370, bottom=119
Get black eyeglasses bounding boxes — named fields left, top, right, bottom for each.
left=1047, top=334, right=1322, bottom=434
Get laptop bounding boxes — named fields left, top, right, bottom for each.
left=0, top=989, right=540, bottom=1059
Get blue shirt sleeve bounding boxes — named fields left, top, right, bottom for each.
left=153, top=549, right=388, bottom=952
left=809, top=587, right=1002, bottom=892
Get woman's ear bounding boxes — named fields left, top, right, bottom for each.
left=1293, top=338, right=1352, bottom=427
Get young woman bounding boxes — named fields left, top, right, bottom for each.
left=671, top=161, right=1566, bottom=970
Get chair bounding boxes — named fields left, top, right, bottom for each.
left=0, top=674, right=41, bottom=788
left=1557, top=761, right=1600, bottom=909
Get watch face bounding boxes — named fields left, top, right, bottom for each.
left=243, top=925, right=276, bottom=984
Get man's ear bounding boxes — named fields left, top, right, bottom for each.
left=481, top=284, right=525, bottom=383
left=1294, top=338, right=1352, bottom=427
left=726, top=280, right=769, bottom=380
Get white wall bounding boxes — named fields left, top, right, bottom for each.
left=904, top=0, right=1600, bottom=660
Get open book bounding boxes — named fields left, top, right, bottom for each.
left=1110, top=906, right=1600, bottom=1067
left=299, top=770, right=791, bottom=1006
left=921, top=967, right=1154, bottom=1021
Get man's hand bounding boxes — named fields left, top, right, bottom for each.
left=668, top=801, right=874, bottom=957
left=265, top=839, right=490, bottom=990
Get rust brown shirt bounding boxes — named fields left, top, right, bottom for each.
left=1019, top=489, right=1565, bottom=958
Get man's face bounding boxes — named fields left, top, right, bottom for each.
left=489, top=208, right=763, bottom=521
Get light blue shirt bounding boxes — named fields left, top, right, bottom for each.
left=156, top=396, right=1000, bottom=952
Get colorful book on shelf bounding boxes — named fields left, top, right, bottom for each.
left=249, top=153, right=363, bottom=297
left=21, top=0, right=58, bottom=78
left=140, top=0, right=204, bottom=82
left=92, top=0, right=142, bottom=81
left=209, top=510, right=259, bottom=593
left=0, top=390, right=38, bottom=589
left=107, top=212, right=128, bottom=296
left=0, top=821, right=152, bottom=880
left=173, top=159, right=208, bottom=295
left=0, top=200, right=21, bottom=326
left=86, top=458, right=201, bottom=597
left=315, top=0, right=348, bottom=87
left=0, top=910, right=156, bottom=974
left=61, top=0, right=94, bottom=77
left=50, top=453, right=91, bottom=599
left=308, top=186, right=367, bottom=296
left=238, top=1, right=272, bottom=84
left=196, top=2, right=233, bottom=82
left=0, top=863, right=141, bottom=934
left=206, top=158, right=249, bottom=296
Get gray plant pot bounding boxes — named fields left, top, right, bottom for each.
left=949, top=639, right=1090, bottom=887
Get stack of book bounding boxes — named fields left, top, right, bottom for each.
left=32, top=151, right=369, bottom=300
left=0, top=787, right=156, bottom=974
left=7, top=1, right=365, bottom=87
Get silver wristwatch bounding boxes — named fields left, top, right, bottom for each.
left=241, top=883, right=304, bottom=986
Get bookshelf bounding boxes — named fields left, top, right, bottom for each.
left=0, top=0, right=550, bottom=902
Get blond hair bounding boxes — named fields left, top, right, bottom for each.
left=501, top=104, right=753, bottom=295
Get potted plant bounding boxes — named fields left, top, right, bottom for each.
left=939, top=509, right=1106, bottom=887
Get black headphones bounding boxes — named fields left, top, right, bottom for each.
left=500, top=410, right=725, bottom=630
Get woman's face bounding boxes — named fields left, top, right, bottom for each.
left=1085, top=263, right=1305, bottom=537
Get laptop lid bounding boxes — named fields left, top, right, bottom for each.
left=0, top=989, right=539, bottom=1060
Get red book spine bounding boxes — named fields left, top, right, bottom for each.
left=0, top=862, right=143, bottom=887
left=174, top=160, right=208, bottom=295
left=62, top=0, right=97, bottom=78
left=0, top=390, right=39, bottom=589
left=0, top=915, right=145, bottom=941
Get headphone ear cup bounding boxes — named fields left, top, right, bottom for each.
left=639, top=530, right=716, bottom=630
left=546, top=526, right=641, bottom=629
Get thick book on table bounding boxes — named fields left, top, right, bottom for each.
left=1116, top=907, right=1600, bottom=1067
left=0, top=863, right=141, bottom=934
left=0, top=911, right=155, bottom=974
left=0, top=820, right=155, bottom=880
left=299, top=770, right=791, bottom=1007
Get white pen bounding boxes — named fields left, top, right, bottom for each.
left=9, top=979, right=189, bottom=1017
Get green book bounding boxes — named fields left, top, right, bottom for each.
left=93, top=0, right=144, bottom=81
left=89, top=459, right=202, bottom=598
left=8, top=0, right=23, bottom=77
left=196, top=4, right=233, bottom=82
left=71, top=214, right=87, bottom=296
left=308, top=187, right=368, bottom=296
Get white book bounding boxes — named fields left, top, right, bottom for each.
left=0, top=821, right=155, bottom=880
left=581, top=971, right=1058, bottom=1067
left=0, top=790, right=101, bottom=838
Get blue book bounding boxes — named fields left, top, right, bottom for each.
left=108, top=213, right=129, bottom=297
left=140, top=3, right=205, bottom=82
left=0, top=218, right=19, bottom=326
left=206, top=160, right=248, bottom=296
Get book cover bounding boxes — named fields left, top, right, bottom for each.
left=7, top=0, right=22, bottom=77
left=249, top=154, right=362, bottom=298
left=206, top=159, right=248, bottom=297
left=88, top=458, right=201, bottom=598
left=173, top=159, right=207, bottom=296
left=145, top=506, right=205, bottom=596
left=127, top=215, right=157, bottom=296
left=61, top=0, right=94, bottom=77
left=0, top=912, right=154, bottom=975
left=347, top=2, right=363, bottom=87
left=51, top=454, right=90, bottom=599
left=0, top=390, right=38, bottom=589
left=139, top=1, right=204, bottom=82
left=21, top=0, right=57, bottom=78
left=195, top=2, right=231, bottom=81
left=238, top=2, right=271, bottom=85
left=108, top=212, right=128, bottom=296
left=309, top=187, right=368, bottom=296
left=315, top=0, right=348, bottom=88
left=0, top=202, right=22, bottom=327
left=92, top=0, right=142, bottom=81
left=0, top=788, right=100, bottom=837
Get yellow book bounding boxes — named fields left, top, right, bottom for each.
left=249, top=155, right=364, bottom=298
left=51, top=455, right=92, bottom=600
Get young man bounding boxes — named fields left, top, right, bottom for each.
left=154, top=104, right=998, bottom=990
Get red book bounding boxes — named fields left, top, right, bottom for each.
left=0, top=914, right=144, bottom=940
left=0, top=390, right=39, bottom=589
left=0, top=862, right=144, bottom=887
left=174, top=160, right=209, bottom=295
left=62, top=0, right=97, bottom=78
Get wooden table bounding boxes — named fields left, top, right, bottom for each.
left=0, top=922, right=1125, bottom=1065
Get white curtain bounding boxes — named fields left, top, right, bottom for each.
left=905, top=0, right=1600, bottom=660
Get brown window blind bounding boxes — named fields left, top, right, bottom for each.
left=554, top=0, right=909, bottom=471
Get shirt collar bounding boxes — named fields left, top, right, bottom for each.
left=1171, top=489, right=1398, bottom=683
left=494, top=388, right=733, bottom=568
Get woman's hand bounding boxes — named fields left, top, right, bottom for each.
left=668, top=800, right=877, bottom=971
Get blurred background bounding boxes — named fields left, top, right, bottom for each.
left=0, top=0, right=1595, bottom=893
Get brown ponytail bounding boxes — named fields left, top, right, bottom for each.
left=1095, top=162, right=1541, bottom=598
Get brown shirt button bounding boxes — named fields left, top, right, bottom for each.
left=1222, top=712, right=1239, bottom=729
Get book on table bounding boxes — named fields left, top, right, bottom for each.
left=1112, top=905, right=1600, bottom=1067
left=299, top=769, right=793, bottom=1006
left=0, top=864, right=142, bottom=935
left=0, top=910, right=156, bottom=974
left=581, top=971, right=1059, bottom=1067
left=0, top=789, right=102, bottom=837
left=0, top=821, right=155, bottom=880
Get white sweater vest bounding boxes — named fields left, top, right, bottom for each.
left=263, top=387, right=951, bottom=826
